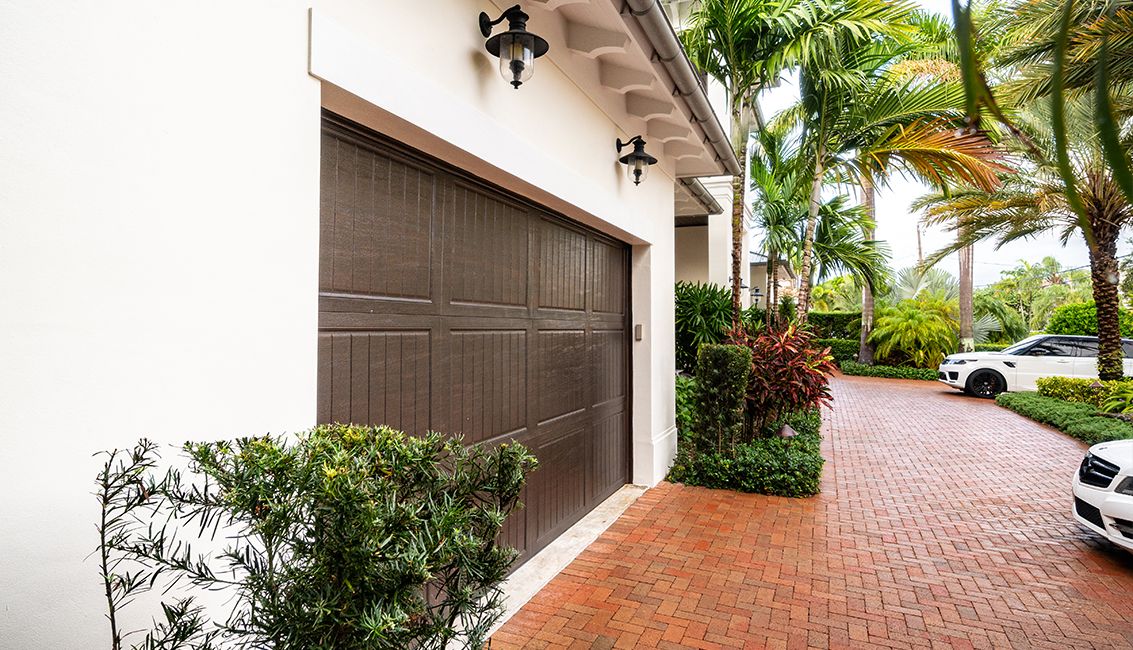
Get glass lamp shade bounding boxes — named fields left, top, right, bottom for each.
left=628, top=157, right=650, bottom=185
left=498, top=33, right=535, bottom=89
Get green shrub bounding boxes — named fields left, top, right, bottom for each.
left=838, top=360, right=938, bottom=381
left=675, top=374, right=696, bottom=440
left=737, top=325, right=837, bottom=436
left=668, top=411, right=824, bottom=498
left=1035, top=376, right=1133, bottom=408
left=742, top=305, right=767, bottom=333
left=995, top=391, right=1133, bottom=444
left=1104, top=383, right=1133, bottom=414
left=974, top=342, right=1012, bottom=352
left=816, top=338, right=859, bottom=363
left=94, top=427, right=537, bottom=649
left=1046, top=301, right=1133, bottom=337
left=675, top=282, right=732, bottom=373
left=808, top=311, right=862, bottom=339
left=692, top=344, right=753, bottom=454
left=869, top=298, right=957, bottom=368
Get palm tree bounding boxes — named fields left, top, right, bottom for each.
left=918, top=102, right=1133, bottom=379
left=787, top=35, right=1007, bottom=325
left=682, top=0, right=925, bottom=327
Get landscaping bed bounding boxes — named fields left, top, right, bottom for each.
left=995, top=391, right=1133, bottom=445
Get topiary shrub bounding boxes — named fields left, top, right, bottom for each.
left=1046, top=301, right=1133, bottom=337
left=735, top=325, right=837, bottom=437
left=808, top=311, right=862, bottom=339
left=975, top=342, right=1012, bottom=352
left=675, top=282, right=733, bottom=373
left=94, top=426, right=537, bottom=650
left=838, top=360, right=938, bottom=381
left=691, top=344, right=753, bottom=454
left=996, top=391, right=1133, bottom=444
left=816, top=338, right=859, bottom=363
left=1035, top=376, right=1133, bottom=408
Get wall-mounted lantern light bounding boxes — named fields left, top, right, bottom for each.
left=479, top=5, right=549, bottom=89
left=616, top=136, right=658, bottom=186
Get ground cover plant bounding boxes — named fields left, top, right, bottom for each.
left=838, top=360, right=938, bottom=381
left=996, top=392, right=1133, bottom=445
left=94, top=426, right=536, bottom=650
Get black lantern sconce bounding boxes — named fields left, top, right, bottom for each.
left=616, top=136, right=658, bottom=186
left=479, top=5, right=549, bottom=89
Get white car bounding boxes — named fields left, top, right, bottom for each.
left=1073, top=440, right=1133, bottom=553
left=937, top=334, right=1133, bottom=398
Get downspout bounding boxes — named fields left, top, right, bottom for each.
left=621, top=0, right=742, bottom=176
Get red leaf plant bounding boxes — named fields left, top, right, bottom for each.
left=729, top=324, right=837, bottom=440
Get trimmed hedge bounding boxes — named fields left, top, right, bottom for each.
left=974, top=343, right=1011, bottom=352
left=676, top=374, right=696, bottom=439
left=1035, top=376, right=1133, bottom=408
left=817, top=338, right=859, bottom=363
left=1046, top=301, right=1133, bottom=337
left=808, top=311, right=861, bottom=340
left=838, top=360, right=938, bottom=381
left=667, top=409, right=824, bottom=498
left=995, top=392, right=1133, bottom=444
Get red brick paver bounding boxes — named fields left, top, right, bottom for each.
left=493, top=375, right=1133, bottom=649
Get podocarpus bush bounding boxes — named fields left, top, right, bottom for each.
left=736, top=325, right=837, bottom=436
left=1035, top=376, right=1133, bottom=408
left=692, top=344, right=753, bottom=454
left=94, top=426, right=537, bottom=650
left=996, top=392, right=1133, bottom=444
left=676, top=374, right=696, bottom=438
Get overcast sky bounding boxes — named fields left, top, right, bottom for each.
left=756, top=0, right=1116, bottom=288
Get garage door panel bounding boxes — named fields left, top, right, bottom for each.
left=445, top=182, right=529, bottom=309
left=590, top=239, right=627, bottom=314
left=449, top=329, right=527, bottom=443
left=319, top=113, right=629, bottom=564
left=321, top=132, right=434, bottom=301
left=537, top=219, right=587, bottom=312
left=536, top=330, right=588, bottom=423
left=592, top=329, right=627, bottom=406
left=318, top=330, right=431, bottom=432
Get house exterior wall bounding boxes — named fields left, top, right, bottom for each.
left=675, top=226, right=710, bottom=284
left=0, top=1, right=682, bottom=646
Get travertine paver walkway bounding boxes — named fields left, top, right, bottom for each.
left=492, top=374, right=1133, bottom=649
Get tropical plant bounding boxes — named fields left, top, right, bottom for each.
left=94, top=426, right=537, bottom=650
left=810, top=275, right=863, bottom=312
left=946, top=0, right=1133, bottom=380
left=675, top=282, right=733, bottom=372
left=886, top=266, right=960, bottom=303
left=869, top=297, right=958, bottom=367
left=733, top=324, right=837, bottom=437
left=973, top=289, right=1029, bottom=342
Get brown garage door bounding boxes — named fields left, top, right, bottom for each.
left=316, top=112, right=631, bottom=560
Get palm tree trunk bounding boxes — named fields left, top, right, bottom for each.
left=729, top=106, right=749, bottom=331
left=959, top=243, right=974, bottom=352
left=858, top=175, right=876, bottom=364
left=766, top=249, right=777, bottom=328
left=796, top=145, right=825, bottom=323
left=1090, top=226, right=1123, bottom=380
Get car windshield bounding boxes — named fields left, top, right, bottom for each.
left=1000, top=335, right=1048, bottom=355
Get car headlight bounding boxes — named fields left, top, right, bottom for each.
left=1118, top=477, right=1133, bottom=496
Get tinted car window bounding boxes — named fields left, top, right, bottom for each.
left=1026, top=338, right=1077, bottom=357
left=1124, top=341, right=1133, bottom=358
left=1063, top=338, right=1099, bottom=357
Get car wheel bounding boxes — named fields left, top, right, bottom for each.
left=966, top=370, right=1006, bottom=399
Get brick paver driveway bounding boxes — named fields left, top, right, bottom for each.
left=492, top=375, right=1133, bottom=649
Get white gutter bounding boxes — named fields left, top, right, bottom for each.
left=621, top=0, right=742, bottom=176
left=680, top=178, right=723, bottom=215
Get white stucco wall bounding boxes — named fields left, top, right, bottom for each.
left=675, top=226, right=710, bottom=284
left=0, top=1, right=681, bottom=646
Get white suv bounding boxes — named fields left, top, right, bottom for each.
left=1073, top=440, right=1133, bottom=553
left=938, top=334, right=1133, bottom=398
